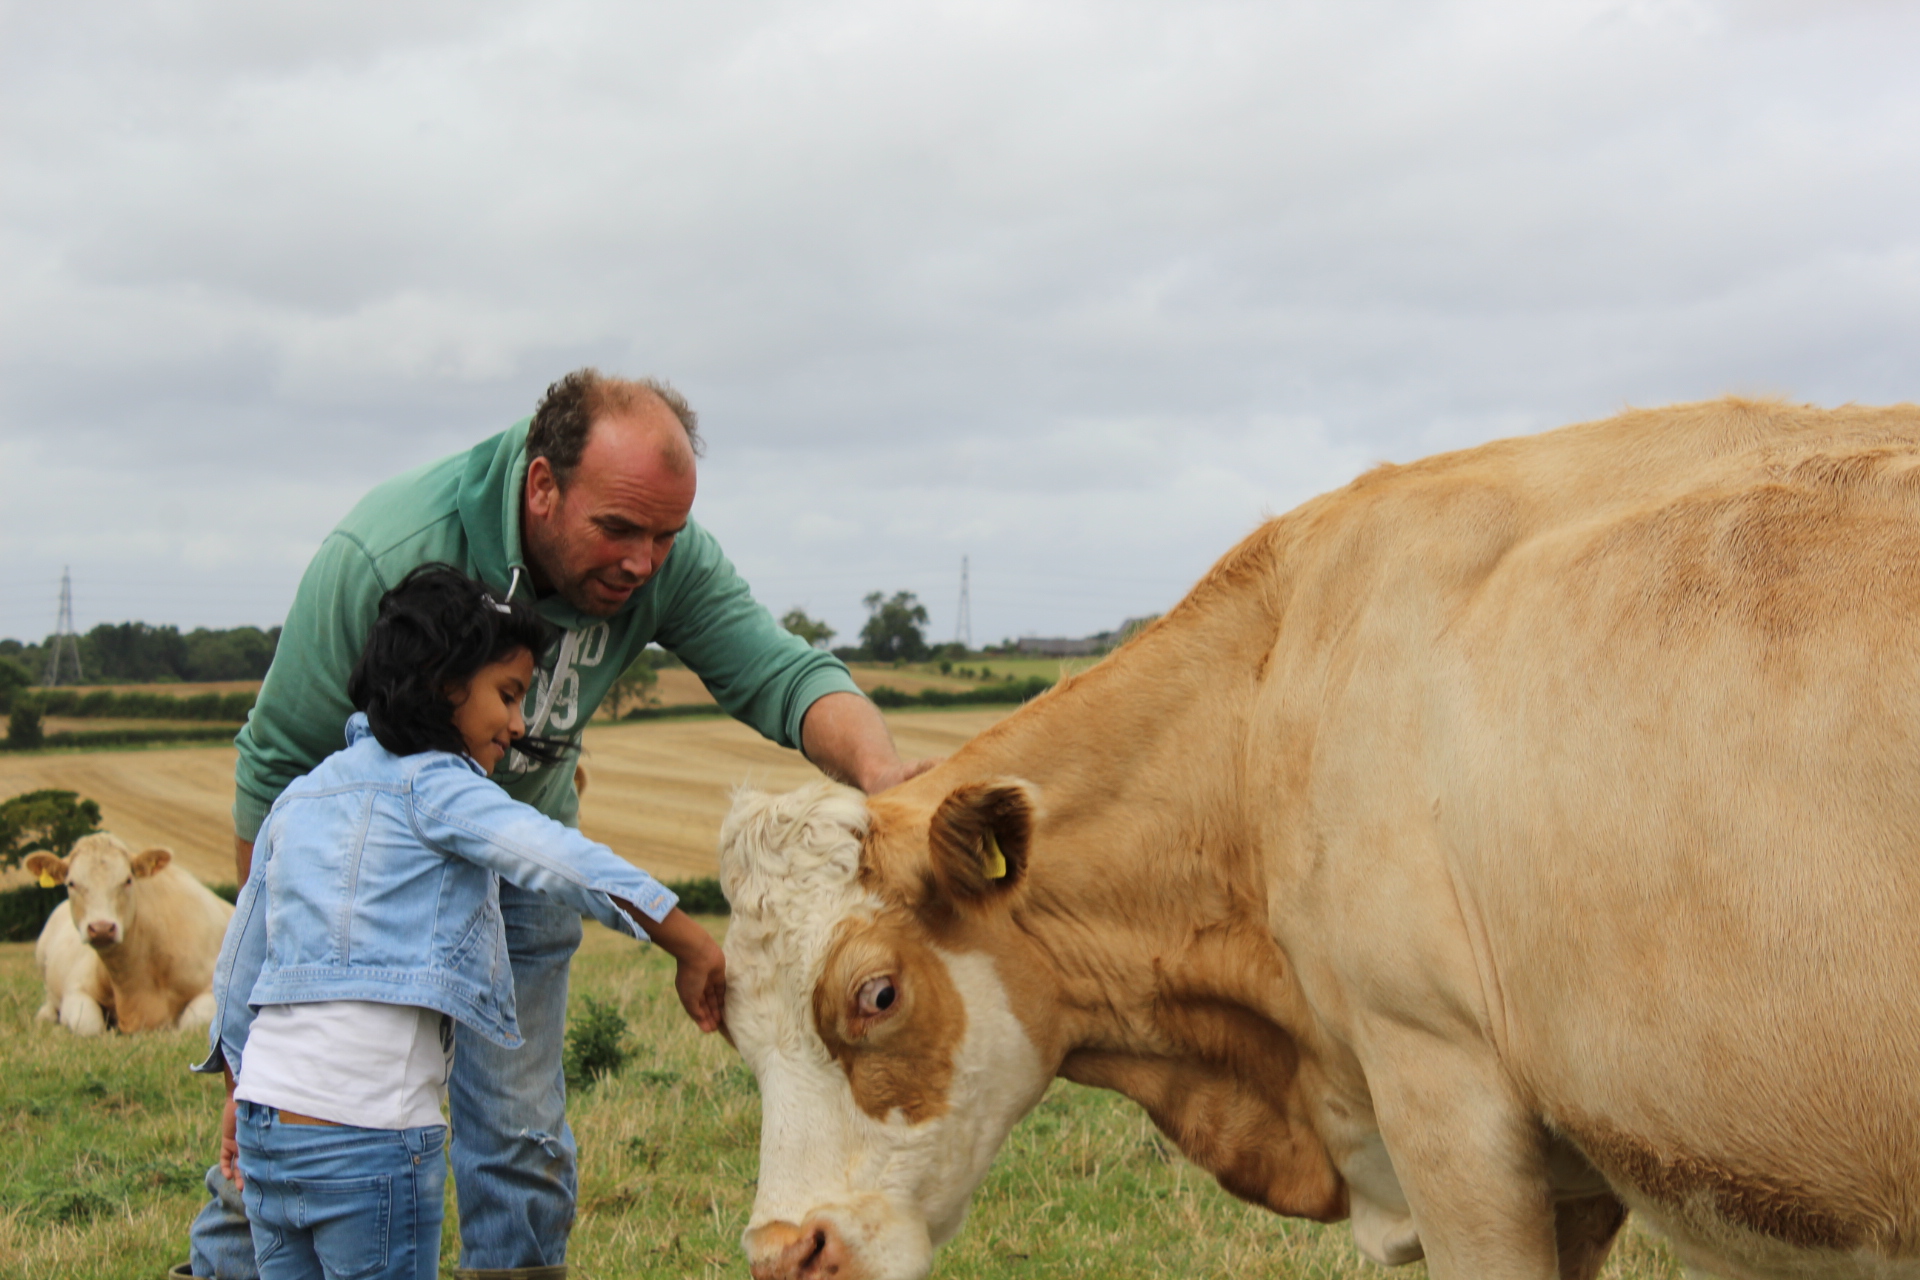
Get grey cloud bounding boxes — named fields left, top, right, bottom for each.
left=2, top=0, right=1917, bottom=643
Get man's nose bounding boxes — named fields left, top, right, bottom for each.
left=619, top=548, right=654, bottom=581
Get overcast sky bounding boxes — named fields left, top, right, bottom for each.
left=3, top=0, right=1916, bottom=650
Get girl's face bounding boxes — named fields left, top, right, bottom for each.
left=448, top=647, right=535, bottom=774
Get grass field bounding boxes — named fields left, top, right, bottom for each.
left=0, top=922, right=1685, bottom=1280
left=0, top=716, right=1688, bottom=1279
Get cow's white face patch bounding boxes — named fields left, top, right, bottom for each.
left=60, top=834, right=161, bottom=951
left=721, top=783, right=1050, bottom=1280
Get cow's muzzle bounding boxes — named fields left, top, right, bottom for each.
left=85, top=921, right=120, bottom=948
left=746, top=1219, right=854, bottom=1280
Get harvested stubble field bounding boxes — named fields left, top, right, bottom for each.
left=1, top=714, right=1684, bottom=1279
left=0, top=710, right=1011, bottom=887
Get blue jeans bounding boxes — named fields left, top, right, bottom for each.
left=234, top=1101, right=446, bottom=1280
left=192, top=886, right=583, bottom=1276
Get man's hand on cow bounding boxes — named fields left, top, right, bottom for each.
left=219, top=1091, right=243, bottom=1191
left=802, top=691, right=942, bottom=794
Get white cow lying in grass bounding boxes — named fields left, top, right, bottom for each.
left=28, top=833, right=234, bottom=1035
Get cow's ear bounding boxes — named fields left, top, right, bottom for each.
left=130, top=848, right=172, bottom=878
left=927, top=779, right=1036, bottom=908
left=23, top=852, right=69, bottom=885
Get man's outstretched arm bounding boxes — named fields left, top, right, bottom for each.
left=801, top=691, right=939, bottom=794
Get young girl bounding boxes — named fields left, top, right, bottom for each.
left=197, top=564, right=726, bottom=1280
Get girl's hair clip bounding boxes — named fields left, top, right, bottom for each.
left=482, top=593, right=513, bottom=615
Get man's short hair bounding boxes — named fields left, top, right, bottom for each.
left=527, top=368, right=704, bottom=487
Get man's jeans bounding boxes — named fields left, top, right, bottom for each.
left=191, top=885, right=584, bottom=1277
left=234, top=1101, right=446, bottom=1280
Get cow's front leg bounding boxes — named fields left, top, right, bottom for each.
left=58, top=991, right=108, bottom=1036
left=1366, top=1031, right=1559, bottom=1280
left=1554, top=1193, right=1627, bottom=1280
left=175, top=990, right=217, bottom=1030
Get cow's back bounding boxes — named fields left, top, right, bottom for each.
left=1264, top=399, right=1920, bottom=1262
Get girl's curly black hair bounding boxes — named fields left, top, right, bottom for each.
left=347, top=563, right=573, bottom=765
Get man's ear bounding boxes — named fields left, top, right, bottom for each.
left=926, top=778, right=1037, bottom=908
left=130, top=848, right=173, bottom=878
left=525, top=455, right=560, bottom=520
left=24, top=852, right=69, bottom=885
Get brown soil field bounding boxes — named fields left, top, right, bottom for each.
left=0, top=709, right=1011, bottom=888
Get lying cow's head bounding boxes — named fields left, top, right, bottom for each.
left=721, top=779, right=1057, bottom=1280
left=27, top=833, right=172, bottom=951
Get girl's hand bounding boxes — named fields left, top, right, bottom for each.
left=623, top=904, right=728, bottom=1034
left=219, top=1092, right=244, bottom=1191
left=672, top=935, right=728, bottom=1034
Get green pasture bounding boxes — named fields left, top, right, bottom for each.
left=1, top=924, right=1684, bottom=1280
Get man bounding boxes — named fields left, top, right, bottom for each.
left=184, top=370, right=931, bottom=1280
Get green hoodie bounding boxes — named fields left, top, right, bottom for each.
left=233, top=420, right=861, bottom=841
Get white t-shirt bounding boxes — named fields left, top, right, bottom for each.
left=235, top=1001, right=454, bottom=1130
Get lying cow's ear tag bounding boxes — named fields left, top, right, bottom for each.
left=982, top=829, right=1009, bottom=880
left=38, top=870, right=58, bottom=889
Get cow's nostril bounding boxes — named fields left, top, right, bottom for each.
left=802, top=1227, right=827, bottom=1272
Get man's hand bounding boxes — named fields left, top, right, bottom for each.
left=801, top=691, right=941, bottom=794
left=219, top=1091, right=244, bottom=1191
left=622, top=904, right=728, bottom=1034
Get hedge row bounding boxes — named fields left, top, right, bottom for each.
left=1, top=881, right=238, bottom=943
left=865, top=676, right=1055, bottom=710
left=22, top=689, right=256, bottom=721
left=620, top=703, right=729, bottom=722
left=32, top=726, right=241, bottom=751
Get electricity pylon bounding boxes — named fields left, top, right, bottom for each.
left=43, top=566, right=83, bottom=686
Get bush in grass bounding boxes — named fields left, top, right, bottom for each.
left=564, top=996, right=632, bottom=1090
left=663, top=877, right=729, bottom=915
left=8, top=703, right=45, bottom=750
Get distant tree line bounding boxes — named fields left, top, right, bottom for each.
left=0, top=623, right=279, bottom=689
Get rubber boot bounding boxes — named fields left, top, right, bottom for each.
left=452, top=1269, right=568, bottom=1280
left=166, top=1265, right=198, bottom=1280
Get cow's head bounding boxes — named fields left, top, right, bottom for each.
left=27, top=833, right=171, bottom=951
left=721, top=778, right=1055, bottom=1280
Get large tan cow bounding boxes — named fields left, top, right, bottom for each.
left=720, top=398, right=1920, bottom=1280
left=29, top=833, right=234, bottom=1035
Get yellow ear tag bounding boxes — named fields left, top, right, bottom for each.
left=38, top=871, right=57, bottom=889
left=982, top=829, right=1008, bottom=881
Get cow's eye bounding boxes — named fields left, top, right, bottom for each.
left=855, top=976, right=898, bottom=1018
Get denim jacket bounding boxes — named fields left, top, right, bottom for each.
left=198, top=713, right=677, bottom=1077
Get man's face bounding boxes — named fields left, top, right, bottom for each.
left=522, top=402, right=698, bottom=617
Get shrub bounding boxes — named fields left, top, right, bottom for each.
left=663, top=877, right=729, bottom=915
left=0, top=789, right=103, bottom=870
left=564, top=996, right=633, bottom=1089
left=7, top=704, right=44, bottom=750
left=0, top=882, right=69, bottom=943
